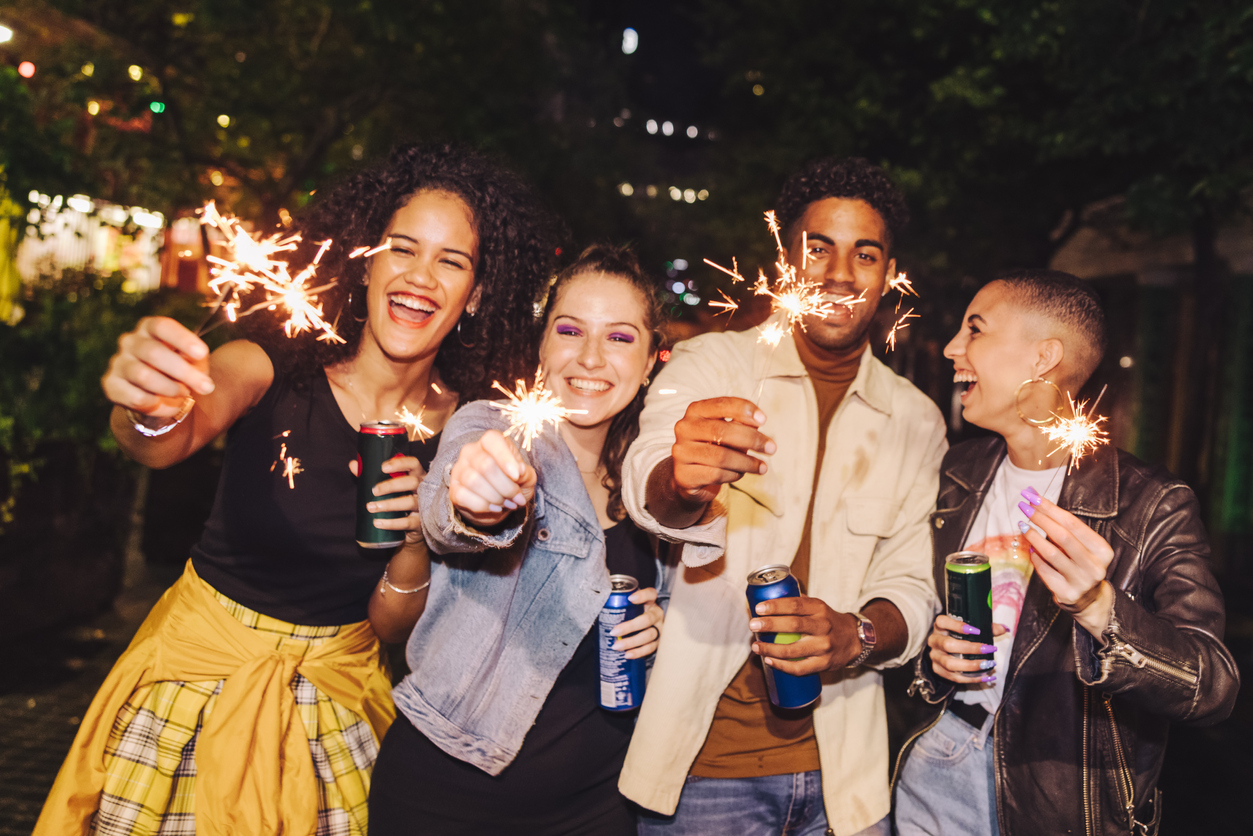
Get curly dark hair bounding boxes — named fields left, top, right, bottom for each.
left=774, top=157, right=910, bottom=251
left=240, top=143, right=561, bottom=401
left=538, top=244, right=666, bottom=522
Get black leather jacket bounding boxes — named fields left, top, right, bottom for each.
left=896, top=438, right=1239, bottom=836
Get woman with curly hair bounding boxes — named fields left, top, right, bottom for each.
left=368, top=245, right=671, bottom=835
left=34, top=143, right=559, bottom=836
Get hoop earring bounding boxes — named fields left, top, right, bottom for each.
left=456, top=318, right=477, bottom=348
left=347, top=288, right=367, bottom=323
left=1015, top=377, right=1063, bottom=427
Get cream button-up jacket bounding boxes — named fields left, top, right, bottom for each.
left=619, top=319, right=947, bottom=836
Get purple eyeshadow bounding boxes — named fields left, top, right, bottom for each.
left=609, top=332, right=635, bottom=343
left=556, top=325, right=581, bottom=336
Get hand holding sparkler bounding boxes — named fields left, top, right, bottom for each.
left=670, top=397, right=775, bottom=500
left=102, top=316, right=214, bottom=421
left=449, top=430, right=538, bottom=529
left=1016, top=490, right=1116, bottom=639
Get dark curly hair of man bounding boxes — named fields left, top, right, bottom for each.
left=240, top=142, right=561, bottom=401
left=774, top=157, right=910, bottom=251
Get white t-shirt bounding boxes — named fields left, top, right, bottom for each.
left=952, top=457, right=1065, bottom=712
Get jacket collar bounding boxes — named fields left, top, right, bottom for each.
left=755, top=314, right=893, bottom=416
left=941, top=434, right=1120, bottom=520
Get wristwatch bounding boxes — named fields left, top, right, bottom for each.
left=847, top=611, right=877, bottom=668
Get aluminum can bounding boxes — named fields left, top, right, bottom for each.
left=355, top=421, right=409, bottom=549
left=945, top=551, right=994, bottom=661
left=598, top=574, right=646, bottom=711
left=746, top=564, right=822, bottom=709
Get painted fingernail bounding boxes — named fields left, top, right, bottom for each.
left=512, top=493, right=525, bottom=506
left=979, top=659, right=996, bottom=670
left=503, top=500, right=517, bottom=511
left=980, top=644, right=997, bottom=654
left=1021, top=486, right=1042, bottom=505
left=488, top=503, right=502, bottom=513
left=1018, top=520, right=1031, bottom=535
left=981, top=675, right=997, bottom=684
left=996, top=623, right=1013, bottom=633
left=1017, top=501, right=1035, bottom=519
left=749, top=620, right=762, bottom=631
left=960, top=623, right=980, bottom=635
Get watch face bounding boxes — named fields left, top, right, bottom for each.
left=860, top=617, right=877, bottom=645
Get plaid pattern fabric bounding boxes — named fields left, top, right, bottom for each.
left=89, top=592, right=379, bottom=836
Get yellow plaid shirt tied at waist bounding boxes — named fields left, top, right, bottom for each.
left=35, top=560, right=395, bottom=836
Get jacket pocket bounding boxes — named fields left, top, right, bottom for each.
left=845, top=497, right=901, bottom=537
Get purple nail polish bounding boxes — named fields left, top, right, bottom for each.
left=960, top=623, right=981, bottom=636
left=981, top=675, right=997, bottom=684
left=980, top=644, right=997, bottom=654
left=1018, top=520, right=1031, bottom=535
left=489, top=503, right=502, bottom=513
left=979, top=659, right=995, bottom=670
left=1021, top=486, right=1043, bottom=506
left=1017, top=500, right=1035, bottom=519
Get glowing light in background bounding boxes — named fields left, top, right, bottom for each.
left=621, top=27, right=639, bottom=54
left=646, top=119, right=658, bottom=134
left=81, top=62, right=94, bottom=76
left=86, top=100, right=100, bottom=115
left=686, top=125, right=698, bottom=138
left=0, top=25, right=12, bottom=43
left=149, top=101, right=165, bottom=113
left=209, top=171, right=225, bottom=186
left=217, top=114, right=230, bottom=127
left=662, top=121, right=674, bottom=136
left=618, top=183, right=634, bottom=196
left=18, top=61, right=35, bottom=78
left=128, top=64, right=143, bottom=81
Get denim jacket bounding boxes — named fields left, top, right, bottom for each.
left=393, top=400, right=669, bottom=776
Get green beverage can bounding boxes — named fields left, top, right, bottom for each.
left=944, top=551, right=993, bottom=661
left=356, top=421, right=409, bottom=549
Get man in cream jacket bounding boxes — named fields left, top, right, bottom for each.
left=622, top=158, right=946, bottom=836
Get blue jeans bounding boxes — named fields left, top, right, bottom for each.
left=893, top=709, right=999, bottom=836
left=637, top=771, right=891, bottom=836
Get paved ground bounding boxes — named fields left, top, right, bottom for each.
left=2, top=565, right=1251, bottom=835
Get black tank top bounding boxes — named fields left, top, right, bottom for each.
left=191, top=348, right=438, bottom=625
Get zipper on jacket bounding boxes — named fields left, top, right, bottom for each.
left=1101, top=636, right=1198, bottom=686
left=1103, top=693, right=1137, bottom=830
left=1083, top=686, right=1094, bottom=836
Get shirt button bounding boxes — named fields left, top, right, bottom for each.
left=536, top=528, right=551, bottom=541
left=935, top=518, right=944, bottom=528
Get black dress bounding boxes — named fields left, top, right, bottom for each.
left=369, top=518, right=658, bottom=835
left=191, top=350, right=437, bottom=625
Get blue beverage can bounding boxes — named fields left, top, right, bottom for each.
left=355, top=421, right=409, bottom=549
left=747, top=564, right=822, bottom=709
left=598, top=574, right=646, bottom=711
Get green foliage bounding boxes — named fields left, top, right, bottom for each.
left=0, top=272, right=205, bottom=531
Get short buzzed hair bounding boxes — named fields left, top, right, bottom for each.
left=775, top=157, right=910, bottom=251
left=993, top=269, right=1108, bottom=387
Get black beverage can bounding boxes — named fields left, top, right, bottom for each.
left=746, top=564, right=822, bottom=709
left=355, top=421, right=409, bottom=549
left=598, top=574, right=646, bottom=711
left=945, top=551, right=994, bottom=661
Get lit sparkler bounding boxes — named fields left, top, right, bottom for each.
left=395, top=405, right=433, bottom=442
left=709, top=289, right=740, bottom=317
left=1043, top=385, right=1109, bottom=473
left=490, top=365, right=587, bottom=451
left=888, top=270, right=917, bottom=297
left=197, top=201, right=345, bottom=343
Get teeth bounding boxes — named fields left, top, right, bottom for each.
left=390, top=295, right=435, bottom=313
left=953, top=370, right=978, bottom=384
left=568, top=378, right=610, bottom=393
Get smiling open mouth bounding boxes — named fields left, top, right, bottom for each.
left=954, top=370, right=977, bottom=395
left=567, top=378, right=611, bottom=393
left=388, top=294, right=436, bottom=324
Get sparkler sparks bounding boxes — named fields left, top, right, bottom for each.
left=395, top=405, right=432, bottom=442
left=709, top=289, right=740, bottom=317
left=886, top=306, right=918, bottom=352
left=198, top=201, right=345, bottom=343
left=1043, top=385, right=1109, bottom=473
left=888, top=271, right=917, bottom=297
left=269, top=439, right=303, bottom=489
left=490, top=365, right=587, bottom=451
